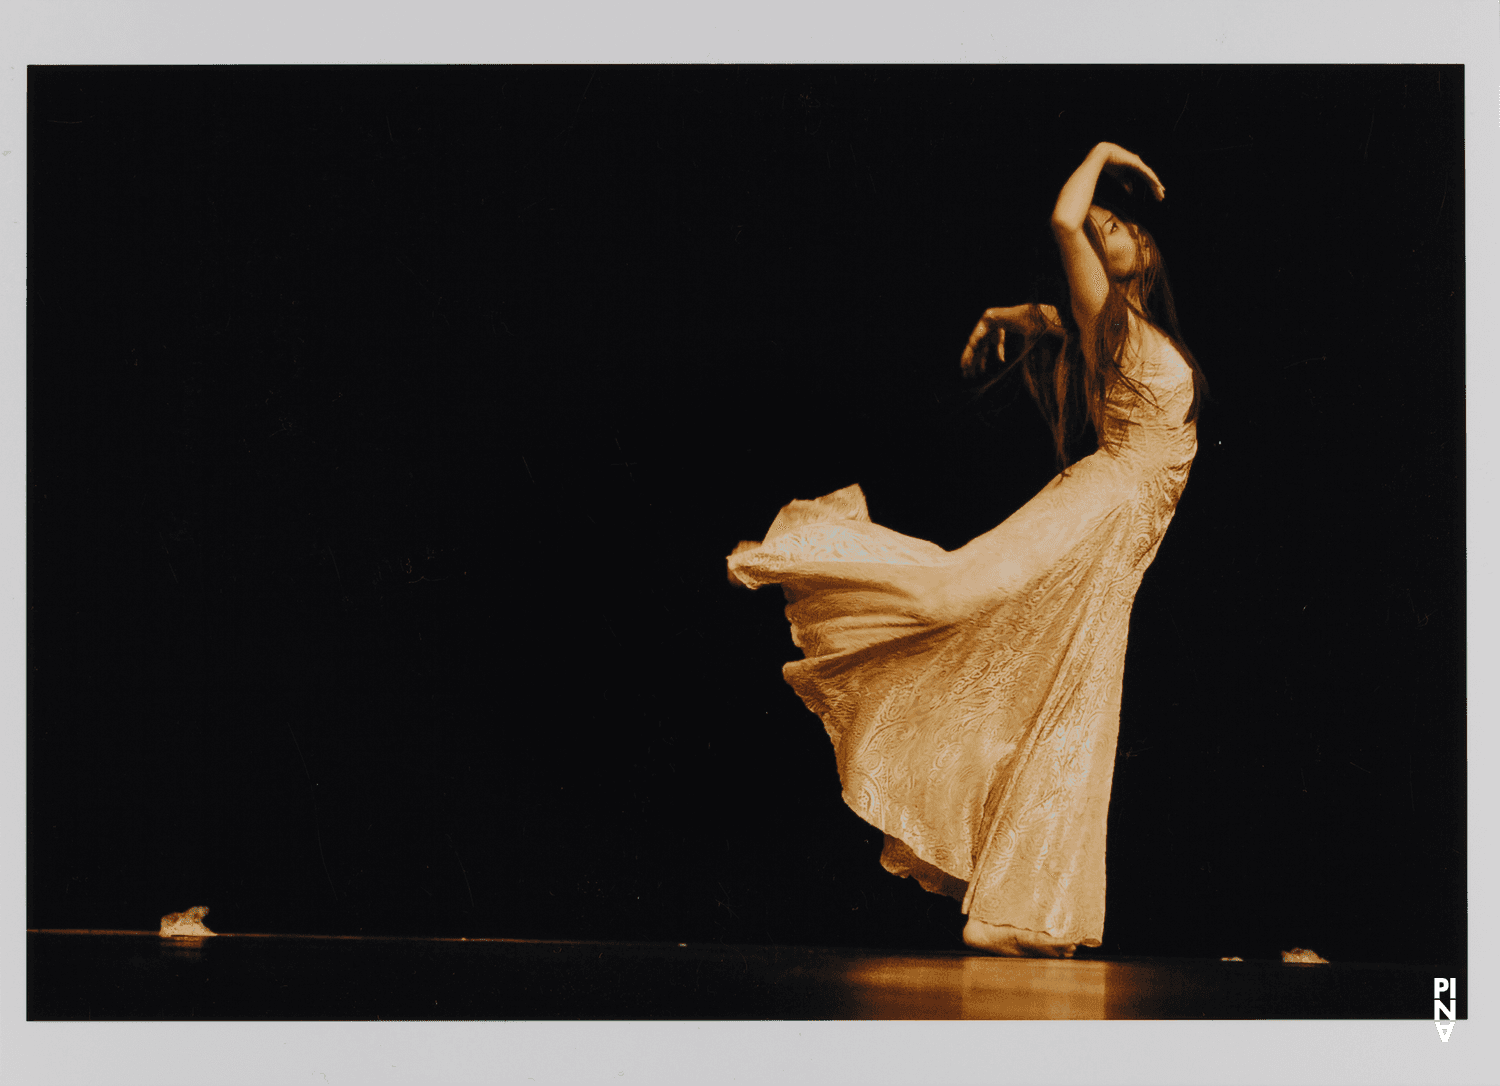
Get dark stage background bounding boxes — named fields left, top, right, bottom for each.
left=29, top=66, right=1464, bottom=968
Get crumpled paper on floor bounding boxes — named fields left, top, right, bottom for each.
left=159, top=905, right=217, bottom=938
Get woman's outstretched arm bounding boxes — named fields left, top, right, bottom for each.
left=960, top=305, right=1062, bottom=377
left=1051, top=143, right=1164, bottom=334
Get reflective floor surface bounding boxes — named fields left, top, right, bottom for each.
left=27, top=930, right=1446, bottom=1020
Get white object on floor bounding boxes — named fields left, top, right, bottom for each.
left=159, top=905, right=217, bottom=938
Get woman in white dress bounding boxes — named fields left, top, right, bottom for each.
left=729, top=143, right=1208, bottom=957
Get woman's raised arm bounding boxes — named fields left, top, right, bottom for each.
left=1050, top=143, right=1164, bottom=334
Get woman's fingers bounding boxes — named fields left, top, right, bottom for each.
left=961, top=314, right=994, bottom=374
left=1105, top=147, right=1167, bottom=200
left=961, top=309, right=1009, bottom=375
left=1138, top=161, right=1166, bottom=200
left=960, top=339, right=982, bottom=375
left=1128, top=157, right=1165, bottom=200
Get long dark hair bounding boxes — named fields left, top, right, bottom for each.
left=978, top=207, right=1209, bottom=469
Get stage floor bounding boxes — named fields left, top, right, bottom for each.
left=27, top=930, right=1446, bottom=1020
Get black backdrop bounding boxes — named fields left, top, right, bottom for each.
left=29, top=66, right=1464, bottom=968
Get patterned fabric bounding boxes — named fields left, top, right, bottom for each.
left=728, top=331, right=1197, bottom=946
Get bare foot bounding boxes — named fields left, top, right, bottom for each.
left=963, top=917, right=1078, bottom=959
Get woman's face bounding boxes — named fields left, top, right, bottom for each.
left=1087, top=206, right=1142, bottom=281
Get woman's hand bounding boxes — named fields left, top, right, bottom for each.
left=1097, top=143, right=1165, bottom=201
left=961, top=307, right=1015, bottom=378
left=961, top=305, right=1060, bottom=377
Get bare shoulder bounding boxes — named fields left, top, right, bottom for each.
left=1130, top=317, right=1181, bottom=366
left=1123, top=314, right=1165, bottom=366
left=1127, top=317, right=1193, bottom=399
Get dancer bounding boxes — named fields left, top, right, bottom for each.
left=728, top=143, right=1205, bottom=957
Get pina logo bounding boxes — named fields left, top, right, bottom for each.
left=1433, top=977, right=1457, bottom=1041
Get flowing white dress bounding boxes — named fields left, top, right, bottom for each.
left=727, top=330, right=1197, bottom=947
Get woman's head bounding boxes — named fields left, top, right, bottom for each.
left=1081, top=202, right=1183, bottom=352
left=973, top=200, right=1206, bottom=469
left=1085, top=204, right=1156, bottom=284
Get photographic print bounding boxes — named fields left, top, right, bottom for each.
left=19, top=52, right=1475, bottom=1074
